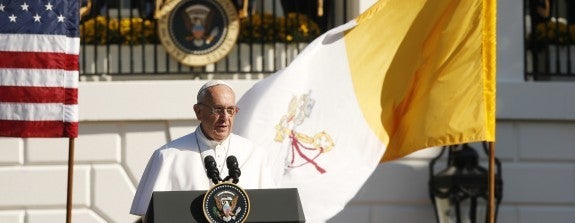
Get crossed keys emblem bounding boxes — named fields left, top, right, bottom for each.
left=274, top=92, right=334, bottom=174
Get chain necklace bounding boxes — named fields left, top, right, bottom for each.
left=195, top=129, right=231, bottom=175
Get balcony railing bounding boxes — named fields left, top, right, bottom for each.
left=79, top=0, right=350, bottom=77
left=525, top=0, right=575, bottom=80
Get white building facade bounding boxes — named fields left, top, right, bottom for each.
left=1, top=0, right=575, bottom=222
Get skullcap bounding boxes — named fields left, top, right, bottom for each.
left=197, top=80, right=233, bottom=101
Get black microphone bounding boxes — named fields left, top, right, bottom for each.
left=224, top=156, right=241, bottom=184
left=204, top=155, right=221, bottom=184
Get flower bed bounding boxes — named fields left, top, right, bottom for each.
left=80, top=13, right=321, bottom=45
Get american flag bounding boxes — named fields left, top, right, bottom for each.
left=0, top=0, right=80, bottom=138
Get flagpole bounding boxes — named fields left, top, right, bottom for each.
left=488, top=141, right=495, bottom=223
left=66, top=138, right=75, bottom=223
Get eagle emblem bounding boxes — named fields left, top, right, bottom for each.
left=157, top=0, right=238, bottom=66
left=203, top=183, right=250, bottom=223
left=181, top=4, right=220, bottom=47
left=213, top=191, right=241, bottom=222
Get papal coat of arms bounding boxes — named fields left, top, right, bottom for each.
left=275, top=92, right=335, bottom=174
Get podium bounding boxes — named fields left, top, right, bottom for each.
left=145, top=188, right=305, bottom=223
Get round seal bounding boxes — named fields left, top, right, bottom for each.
left=158, top=0, right=239, bottom=66
left=203, top=182, right=250, bottom=223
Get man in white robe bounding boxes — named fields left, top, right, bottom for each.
left=130, top=80, right=279, bottom=218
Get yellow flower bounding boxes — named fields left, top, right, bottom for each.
left=300, top=24, right=308, bottom=34
left=533, top=20, right=572, bottom=44
left=80, top=16, right=158, bottom=45
left=80, top=12, right=320, bottom=44
left=239, top=12, right=320, bottom=43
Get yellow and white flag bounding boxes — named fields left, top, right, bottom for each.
left=233, top=0, right=496, bottom=221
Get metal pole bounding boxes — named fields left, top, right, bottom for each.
left=66, top=138, right=75, bottom=223
left=488, top=141, right=495, bottom=223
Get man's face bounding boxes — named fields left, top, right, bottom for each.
left=194, top=85, right=238, bottom=141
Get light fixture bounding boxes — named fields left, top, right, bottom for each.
left=429, top=143, right=503, bottom=223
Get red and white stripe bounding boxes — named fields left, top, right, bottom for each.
left=0, top=34, right=80, bottom=137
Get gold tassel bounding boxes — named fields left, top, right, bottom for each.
left=317, top=0, right=323, bottom=17
left=239, top=0, right=249, bottom=18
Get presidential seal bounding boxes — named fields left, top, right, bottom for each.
left=157, top=0, right=239, bottom=66
left=203, top=183, right=250, bottom=223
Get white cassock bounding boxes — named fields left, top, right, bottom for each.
left=130, top=126, right=279, bottom=216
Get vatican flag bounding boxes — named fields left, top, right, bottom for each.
left=233, top=0, right=496, bottom=221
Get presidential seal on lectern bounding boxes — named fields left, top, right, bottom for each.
left=203, top=182, right=250, bottom=223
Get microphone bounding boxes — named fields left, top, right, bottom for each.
left=224, top=156, right=241, bottom=184
left=204, top=155, right=221, bottom=184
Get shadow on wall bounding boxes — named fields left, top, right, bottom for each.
left=327, top=147, right=444, bottom=222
